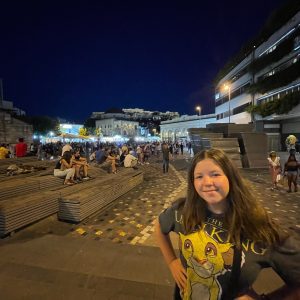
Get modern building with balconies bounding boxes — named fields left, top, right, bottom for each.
left=214, top=3, right=300, bottom=150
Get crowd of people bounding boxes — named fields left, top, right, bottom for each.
left=51, top=141, right=189, bottom=184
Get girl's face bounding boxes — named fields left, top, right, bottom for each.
left=193, top=158, right=230, bottom=214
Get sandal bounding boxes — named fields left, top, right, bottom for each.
left=64, top=181, right=74, bottom=185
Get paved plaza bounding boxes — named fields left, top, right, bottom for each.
left=0, top=153, right=299, bottom=299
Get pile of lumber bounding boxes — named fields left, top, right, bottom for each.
left=58, top=169, right=143, bottom=223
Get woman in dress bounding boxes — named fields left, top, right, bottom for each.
left=267, top=151, right=281, bottom=190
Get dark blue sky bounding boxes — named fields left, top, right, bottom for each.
left=0, top=0, right=288, bottom=122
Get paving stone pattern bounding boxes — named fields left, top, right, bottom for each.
left=71, top=157, right=300, bottom=244
left=71, top=159, right=187, bottom=244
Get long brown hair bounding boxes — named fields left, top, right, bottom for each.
left=183, top=148, right=283, bottom=248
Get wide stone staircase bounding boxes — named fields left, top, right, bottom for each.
left=188, top=128, right=242, bottom=168
left=0, top=235, right=173, bottom=300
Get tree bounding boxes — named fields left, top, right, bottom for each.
left=84, top=118, right=96, bottom=135
left=14, top=115, right=59, bottom=135
left=79, top=127, right=88, bottom=136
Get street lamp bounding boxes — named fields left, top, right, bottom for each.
left=195, top=105, right=202, bottom=116
left=223, top=83, right=231, bottom=123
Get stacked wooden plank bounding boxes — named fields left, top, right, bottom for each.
left=0, top=176, right=63, bottom=201
left=58, top=169, right=143, bottom=223
left=0, top=164, right=144, bottom=236
left=0, top=190, right=59, bottom=237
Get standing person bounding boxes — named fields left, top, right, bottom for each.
left=162, top=142, right=170, bottom=173
left=284, top=153, right=299, bottom=193
left=155, top=148, right=300, bottom=300
left=267, top=151, right=281, bottom=190
left=15, top=138, right=27, bottom=157
left=180, top=142, right=184, bottom=155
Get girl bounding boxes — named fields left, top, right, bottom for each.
left=53, top=151, right=76, bottom=185
left=155, top=148, right=300, bottom=299
left=284, top=153, right=299, bottom=193
left=267, top=151, right=281, bottom=190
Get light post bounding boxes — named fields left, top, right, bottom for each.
left=195, top=105, right=202, bottom=116
left=224, top=83, right=231, bottom=124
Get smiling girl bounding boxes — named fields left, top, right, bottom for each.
left=155, top=148, right=300, bottom=300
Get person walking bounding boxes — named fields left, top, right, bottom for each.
left=162, top=142, right=170, bottom=173
left=155, top=148, right=300, bottom=300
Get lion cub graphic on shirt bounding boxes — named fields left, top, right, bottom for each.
left=179, top=230, right=233, bottom=300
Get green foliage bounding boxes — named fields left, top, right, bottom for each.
left=247, top=90, right=300, bottom=117
left=83, top=118, right=96, bottom=136
left=247, top=60, right=300, bottom=94
left=84, top=118, right=95, bottom=128
left=14, top=115, right=59, bottom=135
left=247, top=37, right=295, bottom=73
left=79, top=127, right=88, bottom=136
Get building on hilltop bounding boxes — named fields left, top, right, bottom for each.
left=214, top=4, right=300, bottom=151
left=95, top=118, right=139, bottom=137
left=91, top=108, right=179, bottom=137
left=91, top=108, right=179, bottom=121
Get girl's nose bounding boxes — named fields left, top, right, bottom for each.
left=202, top=176, right=213, bottom=185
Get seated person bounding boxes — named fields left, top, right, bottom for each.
left=0, top=144, right=9, bottom=159
left=124, top=150, right=138, bottom=168
left=54, top=151, right=76, bottom=185
left=72, top=150, right=90, bottom=180
left=106, top=149, right=119, bottom=174
left=95, top=146, right=107, bottom=164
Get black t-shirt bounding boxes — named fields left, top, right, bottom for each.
left=159, top=203, right=300, bottom=299
left=55, top=160, right=61, bottom=170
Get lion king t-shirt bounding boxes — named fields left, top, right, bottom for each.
left=159, top=202, right=300, bottom=300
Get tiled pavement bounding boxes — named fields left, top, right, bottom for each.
left=68, top=157, right=300, bottom=244
left=4, top=154, right=299, bottom=245
left=0, top=154, right=299, bottom=299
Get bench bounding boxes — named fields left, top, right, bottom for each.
left=0, top=165, right=143, bottom=236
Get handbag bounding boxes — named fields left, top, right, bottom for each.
left=276, top=174, right=281, bottom=183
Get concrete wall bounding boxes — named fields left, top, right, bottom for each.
left=0, top=111, right=33, bottom=147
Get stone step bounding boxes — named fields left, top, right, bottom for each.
left=0, top=235, right=173, bottom=299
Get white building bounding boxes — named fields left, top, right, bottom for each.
left=95, top=118, right=139, bottom=137
left=215, top=9, right=300, bottom=150
left=160, top=114, right=216, bottom=141
left=91, top=108, right=179, bottom=120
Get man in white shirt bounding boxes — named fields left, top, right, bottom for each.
left=124, top=151, right=138, bottom=168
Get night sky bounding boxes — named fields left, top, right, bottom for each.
left=0, top=0, right=288, bottom=122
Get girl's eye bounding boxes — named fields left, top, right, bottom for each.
left=195, top=175, right=203, bottom=179
left=212, top=173, right=221, bottom=177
